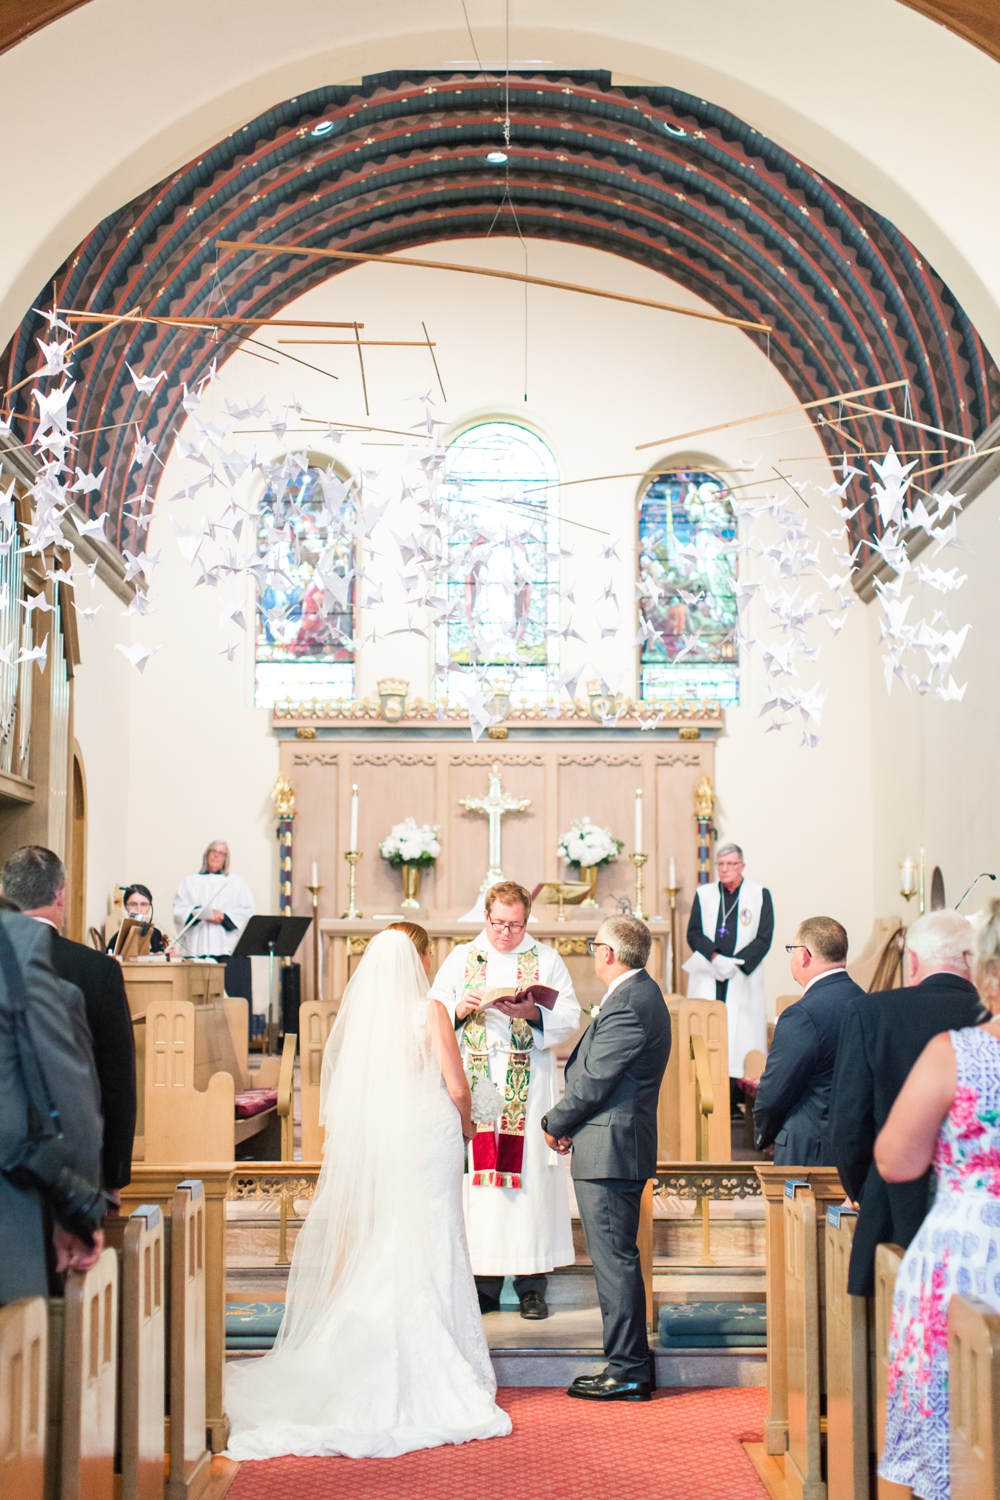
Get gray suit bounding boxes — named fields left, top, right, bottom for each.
left=0, top=913, right=103, bottom=1304
left=543, top=969, right=671, bottom=1380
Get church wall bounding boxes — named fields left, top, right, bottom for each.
left=867, top=471, right=1000, bottom=928
left=0, top=2, right=997, bottom=359
left=116, top=241, right=876, bottom=1009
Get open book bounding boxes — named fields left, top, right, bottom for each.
left=482, top=984, right=559, bottom=1010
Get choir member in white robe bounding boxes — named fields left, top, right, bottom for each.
left=172, top=840, right=255, bottom=958
left=684, top=842, right=773, bottom=1085
left=428, top=881, right=580, bottom=1320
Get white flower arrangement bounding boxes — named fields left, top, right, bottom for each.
left=378, top=817, right=441, bottom=869
left=469, top=1074, right=504, bottom=1125
left=557, top=816, right=624, bottom=869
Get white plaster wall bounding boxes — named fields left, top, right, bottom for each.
left=0, top=1, right=997, bottom=357
left=114, top=238, right=873, bottom=1006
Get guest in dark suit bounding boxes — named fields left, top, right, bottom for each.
left=542, top=915, right=671, bottom=1402
left=1, top=846, right=136, bottom=1199
left=754, top=916, right=863, bottom=1165
left=829, top=909, right=987, bottom=1297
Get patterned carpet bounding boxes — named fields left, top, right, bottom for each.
left=226, top=1386, right=769, bottom=1500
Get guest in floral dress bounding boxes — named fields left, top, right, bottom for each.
left=874, top=898, right=1000, bottom=1500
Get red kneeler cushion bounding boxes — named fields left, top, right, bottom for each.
left=234, top=1088, right=278, bottom=1119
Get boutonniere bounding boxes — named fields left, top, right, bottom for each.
left=588, top=1003, right=601, bottom=1018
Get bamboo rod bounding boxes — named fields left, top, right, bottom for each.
left=276, top=339, right=434, bottom=346
left=59, top=310, right=365, bottom=330
left=423, top=320, right=447, bottom=403
left=215, top=238, right=771, bottom=333
left=635, top=379, right=910, bottom=451
left=838, top=399, right=976, bottom=450
left=353, top=323, right=369, bottom=416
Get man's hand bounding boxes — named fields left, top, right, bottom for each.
left=53, top=1225, right=104, bottom=1274
left=495, top=997, right=541, bottom=1024
left=544, top=1131, right=572, bottom=1155
left=104, top=1189, right=121, bottom=1218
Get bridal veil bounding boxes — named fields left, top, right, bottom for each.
left=225, top=928, right=511, bottom=1459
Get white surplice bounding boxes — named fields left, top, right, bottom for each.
left=428, top=931, right=580, bottom=1276
left=172, top=871, right=255, bottom=957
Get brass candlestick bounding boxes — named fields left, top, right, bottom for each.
left=630, top=852, right=649, bottom=921
left=306, top=882, right=323, bottom=1002
left=666, top=884, right=681, bottom=994
left=342, top=850, right=362, bottom=919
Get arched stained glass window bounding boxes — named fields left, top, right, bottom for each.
left=255, top=462, right=355, bottom=708
left=638, top=469, right=738, bottom=705
left=436, top=421, right=560, bottom=704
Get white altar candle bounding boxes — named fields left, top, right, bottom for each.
left=350, top=785, right=359, bottom=852
left=311, top=860, right=318, bottom=888
left=669, top=855, right=676, bottom=889
left=634, top=789, right=644, bottom=853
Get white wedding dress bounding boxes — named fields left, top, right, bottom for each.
left=225, top=930, right=511, bottom=1460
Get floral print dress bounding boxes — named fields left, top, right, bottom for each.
left=880, top=1026, right=1000, bottom=1500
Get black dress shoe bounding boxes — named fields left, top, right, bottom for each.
left=569, top=1371, right=605, bottom=1389
left=519, top=1291, right=548, bottom=1320
left=478, top=1293, right=502, bottom=1315
left=567, top=1372, right=651, bottom=1402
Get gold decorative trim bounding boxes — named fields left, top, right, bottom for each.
left=653, top=1168, right=760, bottom=1201
left=346, top=935, right=371, bottom=956
left=555, top=937, right=592, bottom=956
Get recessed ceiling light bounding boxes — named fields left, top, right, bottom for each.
left=486, top=150, right=508, bottom=164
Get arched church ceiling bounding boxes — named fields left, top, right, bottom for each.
left=3, top=2, right=999, bottom=65
left=2, top=68, right=997, bottom=555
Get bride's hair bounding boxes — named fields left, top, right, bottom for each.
left=385, top=920, right=430, bottom=956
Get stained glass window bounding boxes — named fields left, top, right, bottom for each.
left=638, top=469, right=738, bottom=705
left=436, top=422, right=560, bottom=705
left=255, top=463, right=355, bottom=708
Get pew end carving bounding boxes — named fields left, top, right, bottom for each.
left=874, top=1243, right=910, bottom=1500
left=948, top=1293, right=1000, bottom=1500
left=825, top=1207, right=868, bottom=1500
left=0, top=1295, right=46, bottom=1500
left=167, top=1181, right=211, bottom=1500
left=59, top=1247, right=119, bottom=1500
left=660, top=998, right=730, bottom=1161
left=299, top=1000, right=338, bottom=1160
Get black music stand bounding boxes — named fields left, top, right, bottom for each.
left=232, top=915, right=312, bottom=1053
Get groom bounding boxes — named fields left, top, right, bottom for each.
left=542, top=915, right=670, bottom=1401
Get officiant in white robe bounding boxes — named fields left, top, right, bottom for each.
left=173, top=840, right=255, bottom=998
left=428, top=881, right=580, bottom=1320
left=684, top=843, right=773, bottom=1081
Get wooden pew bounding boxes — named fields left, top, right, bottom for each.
left=0, top=1296, right=47, bottom=1500
left=121, top=1206, right=166, bottom=1500
left=299, top=999, right=338, bottom=1160
left=51, top=1247, right=119, bottom=1500
left=756, top=1165, right=844, bottom=1457
left=167, top=1181, right=211, bottom=1500
left=949, top=1292, right=1000, bottom=1500
left=825, top=1207, right=868, bottom=1500
left=660, top=997, right=730, bottom=1160
left=120, top=1166, right=233, bottom=1456
left=874, top=1242, right=910, bottom=1500
left=784, top=1183, right=825, bottom=1500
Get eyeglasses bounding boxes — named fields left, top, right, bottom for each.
left=587, top=941, right=613, bottom=957
left=487, top=916, right=526, bottom=935
left=785, top=944, right=812, bottom=956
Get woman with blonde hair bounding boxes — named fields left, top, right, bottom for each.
left=875, top=901, right=1000, bottom=1500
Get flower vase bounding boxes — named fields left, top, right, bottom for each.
left=400, top=863, right=422, bottom=909
left=579, top=865, right=599, bottom=907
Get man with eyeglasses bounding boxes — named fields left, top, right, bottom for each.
left=684, top=842, right=773, bottom=1114
left=752, top=916, right=862, bottom=1166
left=428, top=880, right=581, bottom=1320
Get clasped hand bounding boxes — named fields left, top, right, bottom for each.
left=710, top=953, right=739, bottom=981
left=544, top=1130, right=572, bottom=1155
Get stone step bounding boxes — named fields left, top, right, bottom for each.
left=490, top=1346, right=766, bottom=1389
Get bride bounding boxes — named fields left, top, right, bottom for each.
left=225, top=929, right=512, bottom=1459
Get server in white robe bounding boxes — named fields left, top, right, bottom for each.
left=428, top=880, right=580, bottom=1320
left=172, top=841, right=255, bottom=997
left=684, top=842, right=773, bottom=1082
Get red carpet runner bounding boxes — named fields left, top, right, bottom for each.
left=227, top=1386, right=769, bottom=1500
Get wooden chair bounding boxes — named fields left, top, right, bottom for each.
left=299, top=999, right=338, bottom=1160
left=784, top=1182, right=825, bottom=1500
left=874, top=1243, right=910, bottom=1499
left=949, top=1292, right=1000, bottom=1500
left=660, top=997, right=730, bottom=1160
left=825, top=1207, right=868, bottom=1500
left=0, top=1296, right=47, bottom=1500
left=55, top=1247, right=119, bottom=1500
left=167, top=1182, right=211, bottom=1500
left=120, top=1205, right=166, bottom=1500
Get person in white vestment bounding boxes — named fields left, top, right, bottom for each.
left=684, top=843, right=773, bottom=1107
left=428, top=880, right=581, bottom=1320
left=225, top=929, right=511, bottom=1459
left=173, top=840, right=256, bottom=1002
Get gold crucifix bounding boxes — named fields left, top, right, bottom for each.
left=459, top=763, right=531, bottom=892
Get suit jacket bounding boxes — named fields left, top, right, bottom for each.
left=542, top=969, right=671, bottom=1181
left=754, top=968, right=863, bottom=1166
left=829, top=971, right=987, bottom=1296
left=0, top=913, right=103, bottom=1303
left=48, top=931, right=136, bottom=1190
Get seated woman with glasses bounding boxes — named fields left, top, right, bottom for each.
left=427, top=880, right=582, bottom=1322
